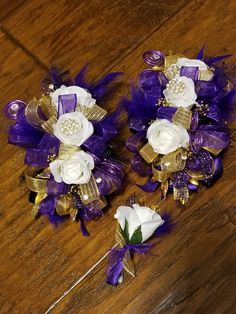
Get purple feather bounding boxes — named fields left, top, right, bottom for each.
left=196, top=45, right=205, bottom=60
left=206, top=54, right=232, bottom=66
left=89, top=72, right=123, bottom=101
left=153, top=212, right=174, bottom=237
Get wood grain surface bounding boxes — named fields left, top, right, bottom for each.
left=0, top=0, right=236, bottom=313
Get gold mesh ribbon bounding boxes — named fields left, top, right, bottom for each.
left=116, top=226, right=135, bottom=277
left=172, top=107, right=192, bottom=130
left=139, top=143, right=159, bottom=164
left=76, top=104, right=107, bottom=121
left=78, top=175, right=100, bottom=205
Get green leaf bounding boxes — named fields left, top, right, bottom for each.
left=130, top=225, right=143, bottom=244
left=123, top=219, right=130, bottom=242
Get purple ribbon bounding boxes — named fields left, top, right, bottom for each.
left=58, top=94, right=77, bottom=117
left=106, top=243, right=153, bottom=286
left=180, top=66, right=199, bottom=81
left=25, top=134, right=60, bottom=167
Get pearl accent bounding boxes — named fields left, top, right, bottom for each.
left=166, top=78, right=185, bottom=94
left=60, top=118, right=81, bottom=135
left=83, top=194, right=89, bottom=201
left=96, top=177, right=102, bottom=183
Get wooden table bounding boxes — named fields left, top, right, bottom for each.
left=0, top=1, right=236, bottom=313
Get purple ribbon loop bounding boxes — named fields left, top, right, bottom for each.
left=143, top=50, right=165, bottom=67
left=137, top=69, right=168, bottom=96
left=4, top=100, right=26, bottom=120
left=8, top=108, right=44, bottom=148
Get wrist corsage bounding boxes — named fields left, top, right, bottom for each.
left=4, top=67, right=124, bottom=235
left=124, top=49, right=235, bottom=205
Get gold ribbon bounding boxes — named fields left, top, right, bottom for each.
left=58, top=143, right=81, bottom=159
left=78, top=175, right=101, bottom=205
left=198, top=69, right=213, bottom=81
left=116, top=226, right=135, bottom=277
left=160, top=148, right=187, bottom=172
left=172, top=107, right=192, bottom=130
left=25, top=167, right=48, bottom=193
left=152, top=165, right=170, bottom=183
left=164, top=54, right=185, bottom=69
left=56, top=194, right=74, bottom=216
left=202, top=146, right=223, bottom=156
left=76, top=104, right=107, bottom=121
left=39, top=95, right=57, bottom=119
left=25, top=97, right=57, bottom=133
left=139, top=143, right=159, bottom=164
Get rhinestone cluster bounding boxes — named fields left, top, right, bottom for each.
left=60, top=118, right=81, bottom=135
left=166, top=78, right=185, bottom=94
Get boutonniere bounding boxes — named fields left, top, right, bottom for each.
left=106, top=196, right=172, bottom=286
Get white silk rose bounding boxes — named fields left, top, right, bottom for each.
left=53, top=111, right=94, bottom=146
left=49, top=151, right=94, bottom=184
left=147, top=119, right=189, bottom=155
left=114, top=204, right=164, bottom=243
left=51, top=85, right=96, bottom=110
left=163, top=76, right=197, bottom=108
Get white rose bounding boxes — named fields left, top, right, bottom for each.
left=51, top=85, right=96, bottom=110
left=163, top=76, right=197, bottom=108
left=147, top=119, right=189, bottom=155
left=115, top=204, right=164, bottom=243
left=50, top=150, right=94, bottom=184
left=53, top=111, right=94, bottom=146
left=176, top=57, right=210, bottom=71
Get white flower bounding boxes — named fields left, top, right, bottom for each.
left=163, top=76, right=197, bottom=108
left=50, top=151, right=94, bottom=184
left=114, top=204, right=164, bottom=243
left=176, top=57, right=210, bottom=71
left=147, top=119, right=189, bottom=155
left=51, top=85, right=96, bottom=110
left=53, top=111, right=93, bottom=146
